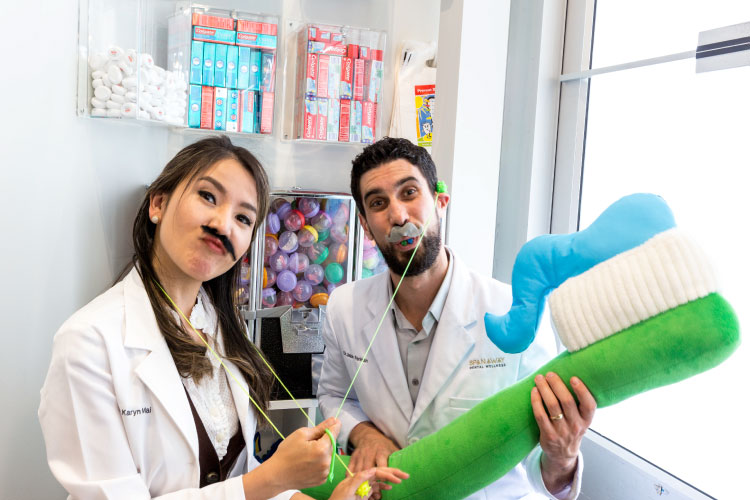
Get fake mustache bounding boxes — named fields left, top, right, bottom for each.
left=201, top=225, right=236, bottom=261
left=386, top=222, right=423, bottom=243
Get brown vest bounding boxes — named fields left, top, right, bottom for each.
left=183, top=387, right=246, bottom=487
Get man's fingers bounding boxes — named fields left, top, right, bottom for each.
left=571, top=376, right=597, bottom=423
left=375, top=450, right=390, bottom=468
left=534, top=374, right=563, bottom=420
left=373, top=467, right=409, bottom=483
left=531, top=387, right=556, bottom=438
left=546, top=372, right=580, bottom=419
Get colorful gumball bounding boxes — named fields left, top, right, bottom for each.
left=264, top=234, right=279, bottom=257
left=362, top=247, right=380, bottom=270
left=307, top=241, right=329, bottom=264
left=317, top=228, right=330, bottom=242
left=310, top=212, right=332, bottom=232
left=326, top=282, right=338, bottom=295
left=288, top=252, right=310, bottom=274
left=328, top=242, right=348, bottom=264
left=297, top=225, right=319, bottom=247
left=271, top=198, right=288, bottom=212
left=292, top=280, right=313, bottom=302
left=309, top=286, right=329, bottom=307
left=266, top=212, right=281, bottom=234
left=332, top=202, right=350, bottom=225
left=278, top=231, right=299, bottom=253
left=265, top=267, right=276, bottom=288
left=330, top=224, right=348, bottom=243
left=363, top=236, right=375, bottom=249
left=268, top=252, right=289, bottom=273
left=304, top=264, right=325, bottom=285
left=362, top=268, right=373, bottom=279
left=261, top=288, right=277, bottom=307
left=274, top=200, right=292, bottom=219
left=276, top=269, right=297, bottom=292
left=277, top=291, right=294, bottom=306
left=284, top=209, right=305, bottom=232
left=325, top=262, right=344, bottom=284
left=297, top=198, right=320, bottom=218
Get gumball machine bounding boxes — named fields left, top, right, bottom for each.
left=244, top=190, right=357, bottom=400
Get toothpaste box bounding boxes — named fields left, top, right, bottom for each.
left=193, top=26, right=236, bottom=45
left=361, top=101, right=376, bottom=143
left=347, top=44, right=359, bottom=59
left=214, top=43, right=228, bottom=88
left=318, top=30, right=331, bottom=43
left=307, top=26, right=317, bottom=41
left=365, top=58, right=383, bottom=102
left=202, top=43, right=215, bottom=87
left=328, top=56, right=341, bottom=99
left=327, top=98, right=340, bottom=141
left=340, top=56, right=353, bottom=99
left=200, top=86, right=214, bottom=129
left=236, top=31, right=277, bottom=50
left=213, top=87, right=227, bottom=131
left=238, top=47, right=251, bottom=89
left=226, top=89, right=241, bottom=132
left=192, top=13, right=234, bottom=30
left=353, top=58, right=365, bottom=100
left=261, top=22, right=277, bottom=36
left=307, top=41, right=348, bottom=56
left=226, top=45, right=239, bottom=89
left=302, top=96, right=317, bottom=139
left=349, top=100, right=362, bottom=142
left=236, top=20, right=263, bottom=33
left=338, top=99, right=351, bottom=142
left=305, top=53, right=318, bottom=96
left=316, top=97, right=328, bottom=141
left=317, top=55, right=330, bottom=98
left=359, top=46, right=370, bottom=60
left=189, top=40, right=203, bottom=85
left=240, top=90, right=256, bottom=133
left=260, top=92, right=274, bottom=134
left=261, top=52, right=275, bottom=92
left=331, top=32, right=345, bottom=45
left=249, top=50, right=261, bottom=91
left=188, top=84, right=202, bottom=128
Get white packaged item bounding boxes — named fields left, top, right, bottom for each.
left=91, top=70, right=105, bottom=80
left=121, top=102, right=137, bottom=118
left=110, top=94, right=125, bottom=104
left=102, top=74, right=112, bottom=87
left=106, top=108, right=122, bottom=118
left=107, top=46, right=124, bottom=60
left=122, top=76, right=137, bottom=89
left=111, top=84, right=126, bottom=96
left=94, top=85, right=112, bottom=100
left=107, top=65, right=123, bottom=85
left=91, top=97, right=106, bottom=109
left=139, top=52, right=154, bottom=68
left=126, top=91, right=137, bottom=102
left=92, top=78, right=103, bottom=89
left=106, top=100, right=122, bottom=109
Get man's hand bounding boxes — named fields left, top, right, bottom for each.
left=347, top=422, right=400, bottom=473
left=531, top=372, right=596, bottom=495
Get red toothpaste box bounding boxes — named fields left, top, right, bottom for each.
left=353, top=58, right=365, bottom=100
left=340, top=56, right=353, bottom=99
left=260, top=92, right=274, bottom=134
left=200, top=86, right=214, bottom=129
left=338, top=99, right=351, bottom=142
left=347, top=44, right=359, bottom=59
left=317, top=55, right=330, bottom=98
left=316, top=97, right=328, bottom=141
left=192, top=13, right=234, bottom=30
left=305, top=53, right=318, bottom=96
left=302, top=96, right=317, bottom=139
left=236, top=20, right=263, bottom=33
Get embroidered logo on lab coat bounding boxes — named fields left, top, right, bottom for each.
left=468, top=357, right=505, bottom=370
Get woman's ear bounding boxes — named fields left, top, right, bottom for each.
left=149, top=192, right=168, bottom=222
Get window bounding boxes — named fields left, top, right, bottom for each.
left=553, top=2, right=750, bottom=498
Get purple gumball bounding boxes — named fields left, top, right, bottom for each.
left=268, top=252, right=288, bottom=273
left=277, top=291, right=294, bottom=306
left=284, top=210, right=305, bottom=232
left=292, top=280, right=313, bottom=302
left=362, top=247, right=380, bottom=270
left=276, top=269, right=297, bottom=292
left=265, top=267, right=276, bottom=288
left=332, top=202, right=350, bottom=226
left=274, top=200, right=293, bottom=220
left=326, top=282, right=338, bottom=295
left=288, top=252, right=310, bottom=274
left=297, top=198, right=320, bottom=219
left=310, top=212, right=332, bottom=232
left=330, top=224, right=348, bottom=243
left=261, top=288, right=277, bottom=308
left=278, top=231, right=299, bottom=253
left=266, top=212, right=281, bottom=234
left=264, top=234, right=279, bottom=257
left=304, top=264, right=325, bottom=285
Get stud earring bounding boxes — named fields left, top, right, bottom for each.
left=151, top=215, right=159, bottom=224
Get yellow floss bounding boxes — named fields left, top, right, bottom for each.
left=356, top=481, right=372, bottom=498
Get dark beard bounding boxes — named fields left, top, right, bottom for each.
left=378, top=225, right=442, bottom=277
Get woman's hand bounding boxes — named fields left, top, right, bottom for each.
left=329, top=467, right=409, bottom=500
left=265, top=418, right=342, bottom=490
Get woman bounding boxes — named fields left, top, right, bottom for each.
left=39, top=136, right=406, bottom=499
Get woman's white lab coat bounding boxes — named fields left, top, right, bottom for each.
left=38, top=268, right=295, bottom=500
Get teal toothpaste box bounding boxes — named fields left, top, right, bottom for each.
left=249, top=50, right=261, bottom=91
left=202, top=43, right=216, bottom=87
left=226, top=45, right=239, bottom=89
left=193, top=26, right=236, bottom=45
left=190, top=41, right=203, bottom=85
left=188, top=84, right=202, bottom=128
left=214, top=43, right=228, bottom=88
left=238, top=47, right=251, bottom=89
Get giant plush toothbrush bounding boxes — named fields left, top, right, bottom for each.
left=303, top=193, right=740, bottom=500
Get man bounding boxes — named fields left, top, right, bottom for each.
left=318, top=137, right=596, bottom=500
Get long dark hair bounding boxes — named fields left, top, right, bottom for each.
left=130, top=135, right=273, bottom=418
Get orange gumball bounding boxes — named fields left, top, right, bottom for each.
left=263, top=267, right=268, bottom=288
left=310, top=292, right=329, bottom=307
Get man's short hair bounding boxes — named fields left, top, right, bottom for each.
left=350, top=137, right=438, bottom=217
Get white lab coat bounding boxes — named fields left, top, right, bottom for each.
left=318, top=252, right=582, bottom=500
left=38, top=268, right=295, bottom=500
